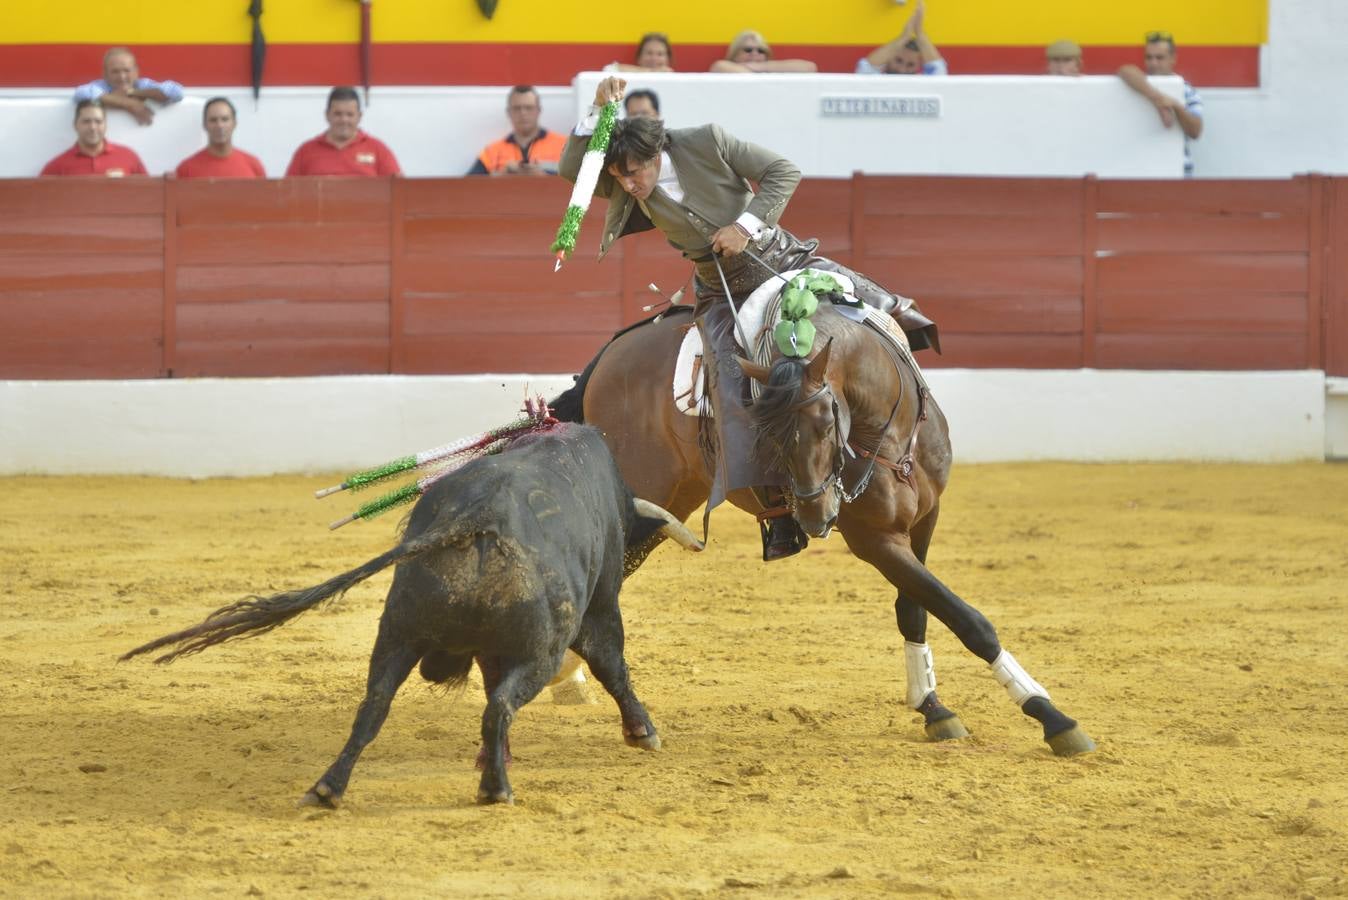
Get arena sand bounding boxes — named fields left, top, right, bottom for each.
left=1, top=463, right=1345, bottom=899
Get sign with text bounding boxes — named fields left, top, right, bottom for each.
left=820, top=95, right=942, bottom=118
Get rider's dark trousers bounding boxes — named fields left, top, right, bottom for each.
left=692, top=228, right=939, bottom=510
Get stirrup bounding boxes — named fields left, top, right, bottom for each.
left=757, top=507, right=808, bottom=562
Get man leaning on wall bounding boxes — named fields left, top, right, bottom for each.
left=1118, top=31, right=1204, bottom=176
left=74, top=47, right=183, bottom=127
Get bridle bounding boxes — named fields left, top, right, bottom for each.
left=781, top=374, right=905, bottom=506
left=782, top=383, right=847, bottom=503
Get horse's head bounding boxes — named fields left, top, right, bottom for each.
left=738, top=340, right=848, bottom=538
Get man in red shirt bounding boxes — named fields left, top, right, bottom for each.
left=285, top=86, right=401, bottom=176
left=176, top=97, right=266, bottom=178
left=41, top=100, right=148, bottom=177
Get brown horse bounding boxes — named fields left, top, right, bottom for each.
left=551, top=302, right=1095, bottom=756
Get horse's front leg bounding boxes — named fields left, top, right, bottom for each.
left=843, top=528, right=1095, bottom=757
left=897, top=502, right=971, bottom=742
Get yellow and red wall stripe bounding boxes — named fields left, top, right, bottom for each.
left=4, top=0, right=1267, bottom=88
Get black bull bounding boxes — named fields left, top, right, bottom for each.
left=122, top=424, right=703, bottom=805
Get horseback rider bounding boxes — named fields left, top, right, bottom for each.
left=560, top=75, right=941, bottom=561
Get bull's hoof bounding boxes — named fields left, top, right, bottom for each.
left=476, top=787, right=515, bottom=805
left=924, top=715, right=971, bottom=742
left=1046, top=725, right=1096, bottom=757
left=298, top=780, right=339, bottom=809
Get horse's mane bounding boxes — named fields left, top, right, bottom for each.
left=748, top=356, right=811, bottom=470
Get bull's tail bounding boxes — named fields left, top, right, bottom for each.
left=121, top=523, right=465, bottom=665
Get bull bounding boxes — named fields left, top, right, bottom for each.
left=121, top=424, right=703, bottom=805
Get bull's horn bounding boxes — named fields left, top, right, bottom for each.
left=633, top=499, right=705, bottom=551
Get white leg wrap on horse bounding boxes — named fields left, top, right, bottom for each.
left=903, top=641, right=937, bottom=709
left=989, top=650, right=1050, bottom=707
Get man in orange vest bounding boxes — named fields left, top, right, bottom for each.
left=467, top=85, right=567, bottom=176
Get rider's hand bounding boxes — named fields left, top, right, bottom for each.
left=711, top=224, right=751, bottom=257
left=594, top=76, right=626, bottom=107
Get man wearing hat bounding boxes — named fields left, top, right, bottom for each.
left=1045, top=40, right=1083, bottom=76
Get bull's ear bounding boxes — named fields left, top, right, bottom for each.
left=736, top=356, right=771, bottom=384
left=805, top=338, right=834, bottom=385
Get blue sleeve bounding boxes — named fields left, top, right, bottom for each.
left=466, top=158, right=489, bottom=175
left=73, top=80, right=107, bottom=102
left=142, top=78, right=184, bottom=103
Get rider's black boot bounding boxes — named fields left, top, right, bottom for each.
left=754, top=487, right=809, bottom=562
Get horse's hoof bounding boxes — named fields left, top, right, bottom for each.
left=298, top=781, right=339, bottom=809
left=624, top=730, right=661, bottom=751
left=476, top=788, right=515, bottom=805
left=924, top=715, right=971, bottom=742
left=1047, top=725, right=1096, bottom=757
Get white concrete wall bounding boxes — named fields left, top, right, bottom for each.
left=1, top=76, right=1185, bottom=179
left=1196, top=0, right=1348, bottom=177
left=1, top=87, right=579, bottom=178
left=574, top=73, right=1188, bottom=178
left=0, top=370, right=1328, bottom=477
left=2, top=0, right=1346, bottom=179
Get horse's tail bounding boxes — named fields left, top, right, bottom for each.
left=549, top=305, right=696, bottom=423
left=549, top=351, right=602, bottom=424
left=120, top=523, right=465, bottom=664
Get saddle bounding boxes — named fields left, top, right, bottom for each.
left=671, top=268, right=915, bottom=417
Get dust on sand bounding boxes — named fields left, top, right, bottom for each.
left=1, top=464, right=1345, bottom=898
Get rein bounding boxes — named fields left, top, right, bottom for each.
left=786, top=343, right=927, bottom=505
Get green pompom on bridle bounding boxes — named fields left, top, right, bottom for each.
left=773, top=271, right=842, bottom=358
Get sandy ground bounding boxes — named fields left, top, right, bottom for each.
left=2, top=463, right=1346, bottom=899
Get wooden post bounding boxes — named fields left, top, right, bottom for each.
left=161, top=176, right=178, bottom=377
left=1080, top=174, right=1099, bottom=368
left=388, top=175, right=406, bottom=373
left=1305, top=174, right=1325, bottom=371
left=849, top=171, right=867, bottom=275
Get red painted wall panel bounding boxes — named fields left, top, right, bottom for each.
left=0, top=174, right=1336, bottom=379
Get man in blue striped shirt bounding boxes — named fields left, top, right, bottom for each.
left=73, top=47, right=183, bottom=127
left=1118, top=32, right=1204, bottom=177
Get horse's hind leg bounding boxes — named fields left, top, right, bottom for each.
left=848, top=532, right=1094, bottom=757
left=301, top=625, right=419, bottom=807
left=896, top=503, right=971, bottom=742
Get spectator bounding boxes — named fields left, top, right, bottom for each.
left=1118, top=31, right=1203, bottom=176
left=41, top=100, right=148, bottom=177
left=285, top=87, right=401, bottom=176
left=607, top=33, right=676, bottom=72
left=624, top=89, right=661, bottom=120
left=467, top=85, right=567, bottom=176
left=857, top=0, right=947, bottom=75
left=175, top=98, right=266, bottom=179
left=1046, top=40, right=1083, bottom=76
left=73, top=47, right=183, bottom=127
left=710, top=31, right=817, bottom=73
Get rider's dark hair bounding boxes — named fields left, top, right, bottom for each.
left=605, top=116, right=670, bottom=175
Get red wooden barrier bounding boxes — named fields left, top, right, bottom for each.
left=1, top=175, right=1343, bottom=379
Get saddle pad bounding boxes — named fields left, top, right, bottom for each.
left=671, top=268, right=917, bottom=417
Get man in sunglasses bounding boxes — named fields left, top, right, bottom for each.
left=1118, top=31, right=1204, bottom=176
